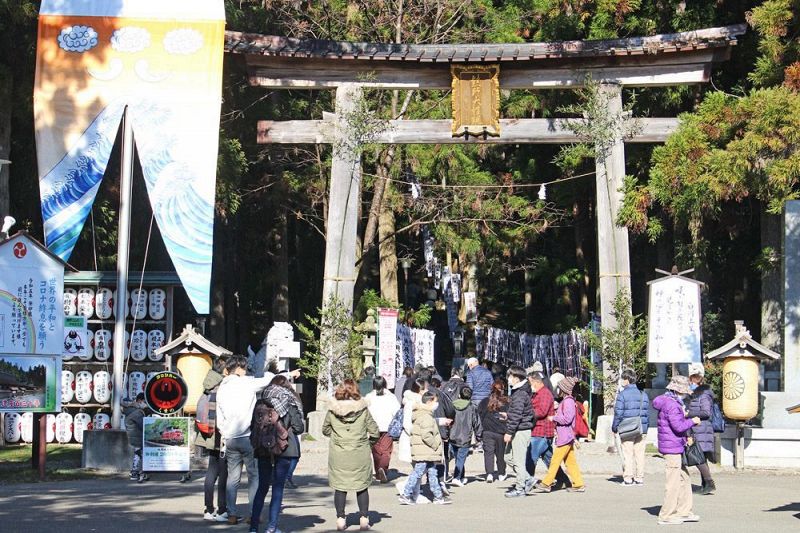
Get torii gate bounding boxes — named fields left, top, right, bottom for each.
left=225, top=24, right=746, bottom=338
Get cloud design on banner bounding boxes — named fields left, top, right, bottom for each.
left=163, top=29, right=204, bottom=55
left=58, top=25, right=98, bottom=52
left=111, top=27, right=151, bottom=53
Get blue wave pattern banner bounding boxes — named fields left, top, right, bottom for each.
left=35, top=1, right=226, bottom=315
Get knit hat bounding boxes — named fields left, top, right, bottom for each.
left=558, top=376, right=579, bottom=396
left=688, top=362, right=705, bottom=378
left=666, top=375, right=691, bottom=395
left=532, top=361, right=544, bottom=372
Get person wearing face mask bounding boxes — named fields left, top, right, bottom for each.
left=123, top=393, right=148, bottom=483
left=503, top=366, right=535, bottom=498
left=652, top=375, right=702, bottom=526
left=686, top=363, right=716, bottom=495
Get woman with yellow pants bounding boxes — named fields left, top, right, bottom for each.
left=533, top=377, right=585, bottom=493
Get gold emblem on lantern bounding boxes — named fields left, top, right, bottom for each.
left=723, top=371, right=745, bottom=400
left=451, top=64, right=500, bottom=138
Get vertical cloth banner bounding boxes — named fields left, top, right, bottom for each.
left=34, top=0, right=226, bottom=314
left=378, top=308, right=399, bottom=389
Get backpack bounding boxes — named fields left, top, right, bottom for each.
left=573, top=400, right=590, bottom=439
left=710, top=401, right=725, bottom=433
left=443, top=379, right=465, bottom=402
left=387, top=408, right=404, bottom=440
left=194, top=391, right=216, bottom=438
left=250, top=400, right=290, bottom=457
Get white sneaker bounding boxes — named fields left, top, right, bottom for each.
left=214, top=512, right=228, bottom=522
left=486, top=474, right=494, bottom=483
left=203, top=511, right=215, bottom=521
left=498, top=474, right=508, bottom=482
left=415, top=494, right=430, bottom=504
left=395, top=480, right=407, bottom=495
left=450, top=478, right=464, bottom=487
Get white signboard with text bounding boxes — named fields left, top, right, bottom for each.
left=143, top=416, right=191, bottom=472
left=647, top=276, right=702, bottom=364
left=378, top=309, right=399, bottom=389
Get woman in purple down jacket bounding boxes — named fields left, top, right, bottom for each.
left=651, top=376, right=701, bottom=526
left=687, top=364, right=717, bottom=495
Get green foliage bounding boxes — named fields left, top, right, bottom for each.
left=584, top=289, right=649, bottom=408
left=296, top=295, right=364, bottom=391
left=355, top=289, right=432, bottom=328
left=216, top=135, right=248, bottom=219
left=747, top=0, right=800, bottom=87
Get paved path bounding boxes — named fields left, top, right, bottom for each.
left=2, top=442, right=798, bottom=532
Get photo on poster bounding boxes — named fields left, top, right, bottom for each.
left=0, top=355, right=61, bottom=412
left=144, top=417, right=189, bottom=447
left=143, top=416, right=191, bottom=472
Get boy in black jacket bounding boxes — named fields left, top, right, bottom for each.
left=504, top=366, right=534, bottom=497
left=448, top=387, right=482, bottom=486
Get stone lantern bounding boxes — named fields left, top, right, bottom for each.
left=706, top=321, right=781, bottom=422
left=155, top=324, right=232, bottom=414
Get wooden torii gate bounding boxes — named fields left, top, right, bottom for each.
left=225, top=24, right=746, bottom=338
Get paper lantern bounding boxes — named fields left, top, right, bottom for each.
left=176, top=353, right=212, bottom=414
left=73, top=412, right=91, bottom=443
left=722, top=357, right=760, bottom=421
left=4, top=412, right=21, bottom=443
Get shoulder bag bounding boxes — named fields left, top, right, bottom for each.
left=617, top=391, right=645, bottom=442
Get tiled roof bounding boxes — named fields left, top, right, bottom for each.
left=225, top=24, right=746, bottom=62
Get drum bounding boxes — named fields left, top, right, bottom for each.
left=55, top=412, right=74, bottom=443
left=63, top=288, right=77, bottom=316
left=93, top=371, right=112, bottom=404
left=147, top=330, right=165, bottom=361
left=61, top=369, right=75, bottom=404
left=95, top=287, right=113, bottom=320
left=149, top=288, right=166, bottom=319
left=131, top=288, right=148, bottom=320
left=3, top=412, right=21, bottom=443
left=77, top=288, right=95, bottom=318
left=75, top=370, right=93, bottom=404
left=130, top=330, right=147, bottom=362
left=73, top=412, right=91, bottom=443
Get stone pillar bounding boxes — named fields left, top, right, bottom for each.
left=783, top=201, right=800, bottom=393
left=594, top=82, right=632, bottom=410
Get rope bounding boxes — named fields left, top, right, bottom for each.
left=122, top=213, right=155, bottom=382
left=364, top=170, right=596, bottom=190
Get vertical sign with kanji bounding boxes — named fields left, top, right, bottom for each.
left=377, top=309, right=399, bottom=389
left=647, top=276, right=702, bottom=364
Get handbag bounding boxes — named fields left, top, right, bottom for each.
left=682, top=438, right=707, bottom=467
left=617, top=391, right=645, bottom=442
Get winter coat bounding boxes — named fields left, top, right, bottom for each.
left=450, top=399, right=483, bottom=447
left=477, top=396, right=508, bottom=435
left=123, top=405, right=144, bottom=448
left=652, top=392, right=695, bottom=455
left=442, top=377, right=466, bottom=402
left=612, top=384, right=650, bottom=434
left=194, top=369, right=224, bottom=450
left=431, top=387, right=455, bottom=440
left=410, top=401, right=443, bottom=462
left=553, top=395, right=577, bottom=447
left=530, top=386, right=556, bottom=438
left=398, top=390, right=421, bottom=463
left=365, top=390, right=401, bottom=432
left=505, top=380, right=534, bottom=435
left=686, top=385, right=715, bottom=453
left=466, top=365, right=494, bottom=404
left=322, top=398, right=380, bottom=492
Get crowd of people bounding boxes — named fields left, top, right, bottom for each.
left=180, top=354, right=718, bottom=531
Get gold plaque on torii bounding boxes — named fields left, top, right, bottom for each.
left=451, top=64, right=500, bottom=137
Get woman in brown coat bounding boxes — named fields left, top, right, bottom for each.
left=323, top=379, right=380, bottom=531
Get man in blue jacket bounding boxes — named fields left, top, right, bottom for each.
left=612, top=369, right=650, bottom=486
left=466, top=357, right=493, bottom=406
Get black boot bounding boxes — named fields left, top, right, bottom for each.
left=693, top=478, right=705, bottom=493
left=701, top=479, right=716, bottom=495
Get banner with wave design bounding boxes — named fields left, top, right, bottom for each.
left=34, top=0, right=225, bottom=314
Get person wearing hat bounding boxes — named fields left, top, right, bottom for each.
left=687, top=363, right=717, bottom=495
left=533, top=376, right=586, bottom=493
left=652, top=375, right=702, bottom=525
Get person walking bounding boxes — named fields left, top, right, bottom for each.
left=217, top=355, right=273, bottom=525
left=397, top=391, right=452, bottom=506
left=249, top=375, right=305, bottom=533
left=448, top=387, right=482, bottom=486
left=323, top=379, right=380, bottom=531
left=612, top=369, right=650, bottom=487
left=195, top=357, right=228, bottom=521
left=365, top=375, right=401, bottom=483
left=652, top=375, right=702, bottom=526
left=394, top=367, right=414, bottom=403
left=504, top=366, right=535, bottom=498
left=477, top=379, right=508, bottom=483
left=533, top=377, right=586, bottom=494
left=466, top=357, right=493, bottom=406
left=687, top=364, right=717, bottom=495
left=442, top=368, right=466, bottom=402
left=526, top=371, right=570, bottom=489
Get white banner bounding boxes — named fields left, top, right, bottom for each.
left=647, top=277, right=702, bottom=364
left=378, top=309, right=399, bottom=389
left=464, top=291, right=477, bottom=322
left=143, top=416, right=191, bottom=472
